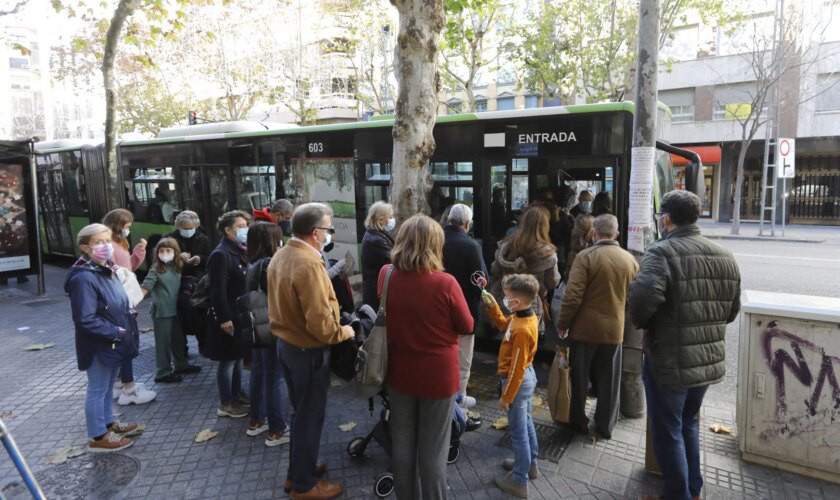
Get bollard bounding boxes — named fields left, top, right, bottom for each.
left=620, top=327, right=646, bottom=418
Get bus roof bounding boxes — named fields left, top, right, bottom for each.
left=120, top=101, right=668, bottom=148
left=34, top=139, right=96, bottom=154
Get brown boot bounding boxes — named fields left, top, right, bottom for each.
left=285, top=462, right=328, bottom=493
left=289, top=480, right=342, bottom=500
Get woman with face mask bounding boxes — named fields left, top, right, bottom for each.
left=205, top=210, right=251, bottom=418
left=164, top=211, right=212, bottom=356
left=101, top=209, right=156, bottom=406
left=64, top=223, right=144, bottom=452
left=361, top=201, right=395, bottom=310
left=140, top=238, right=201, bottom=384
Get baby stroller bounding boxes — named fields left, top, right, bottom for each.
left=347, top=392, right=467, bottom=498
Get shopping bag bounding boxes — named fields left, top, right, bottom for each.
left=547, top=344, right=571, bottom=424
left=354, top=266, right=394, bottom=398
left=550, top=282, right=566, bottom=326
left=115, top=267, right=143, bottom=308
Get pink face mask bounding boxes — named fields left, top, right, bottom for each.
left=91, top=242, right=114, bottom=261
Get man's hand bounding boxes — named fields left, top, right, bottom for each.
left=499, top=399, right=510, bottom=411
left=220, top=321, right=234, bottom=335
left=559, top=329, right=569, bottom=339
left=341, top=324, right=356, bottom=341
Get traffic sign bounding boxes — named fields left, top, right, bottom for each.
left=777, top=138, right=795, bottom=179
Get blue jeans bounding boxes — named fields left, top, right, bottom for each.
left=278, top=340, right=330, bottom=494
left=642, top=357, right=708, bottom=500
left=85, top=356, right=121, bottom=438
left=505, top=366, right=539, bottom=485
left=249, top=344, right=286, bottom=432
left=217, top=359, right=243, bottom=405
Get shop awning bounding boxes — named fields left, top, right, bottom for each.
left=670, top=145, right=721, bottom=166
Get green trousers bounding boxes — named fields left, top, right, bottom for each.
left=153, top=315, right=188, bottom=379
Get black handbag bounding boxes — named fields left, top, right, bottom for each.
left=234, top=259, right=274, bottom=348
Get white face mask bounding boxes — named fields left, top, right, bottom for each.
left=159, top=252, right=174, bottom=263
left=319, top=230, right=332, bottom=251
left=122, top=228, right=130, bottom=238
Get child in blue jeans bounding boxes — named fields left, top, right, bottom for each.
left=484, top=273, right=541, bottom=498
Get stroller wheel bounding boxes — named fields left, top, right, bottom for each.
left=447, top=445, right=460, bottom=464
left=374, top=472, right=394, bottom=497
left=347, top=437, right=366, bottom=458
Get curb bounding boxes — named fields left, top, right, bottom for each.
left=704, top=234, right=824, bottom=244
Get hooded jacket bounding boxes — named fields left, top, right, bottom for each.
left=64, top=256, right=139, bottom=371
left=489, top=239, right=561, bottom=315
left=361, top=229, right=394, bottom=310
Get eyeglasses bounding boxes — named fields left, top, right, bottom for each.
left=317, top=226, right=336, bottom=234
left=654, top=211, right=669, bottom=219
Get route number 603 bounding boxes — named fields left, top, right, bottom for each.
left=308, top=142, right=324, bottom=153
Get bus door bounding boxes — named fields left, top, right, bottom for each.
left=36, top=163, right=75, bottom=256
left=530, top=156, right=618, bottom=212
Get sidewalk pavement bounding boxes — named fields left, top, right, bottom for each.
left=1, top=265, right=838, bottom=499
left=697, top=220, right=840, bottom=244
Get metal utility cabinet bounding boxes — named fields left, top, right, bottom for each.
left=737, top=291, right=840, bottom=484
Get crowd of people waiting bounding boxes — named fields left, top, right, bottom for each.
left=65, top=187, right=740, bottom=500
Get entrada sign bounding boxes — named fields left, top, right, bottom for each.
left=517, top=132, right=577, bottom=144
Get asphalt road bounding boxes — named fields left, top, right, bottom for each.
left=707, top=235, right=840, bottom=404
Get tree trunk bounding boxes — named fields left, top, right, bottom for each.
left=102, top=0, right=137, bottom=210
left=731, top=142, right=750, bottom=235
left=389, top=0, right=444, bottom=221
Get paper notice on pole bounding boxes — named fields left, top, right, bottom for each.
left=628, top=147, right=656, bottom=253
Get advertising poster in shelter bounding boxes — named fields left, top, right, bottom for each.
left=0, top=163, right=31, bottom=273
left=0, top=139, right=39, bottom=277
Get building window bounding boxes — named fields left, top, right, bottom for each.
left=670, top=105, right=694, bottom=122
left=525, top=95, right=539, bottom=108
left=497, top=94, right=515, bottom=111
left=712, top=103, right=767, bottom=120
left=475, top=99, right=487, bottom=112
left=447, top=100, right=462, bottom=114
left=816, top=74, right=840, bottom=111
left=9, top=57, right=29, bottom=70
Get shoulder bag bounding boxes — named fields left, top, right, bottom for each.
left=354, top=265, right=394, bottom=398
left=234, top=258, right=274, bottom=348
left=190, top=250, right=231, bottom=310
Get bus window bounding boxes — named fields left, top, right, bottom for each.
left=131, top=168, right=178, bottom=224
left=365, top=162, right=391, bottom=182
left=430, top=161, right=473, bottom=181
left=512, top=176, right=528, bottom=210
left=63, top=151, right=89, bottom=217
left=234, top=166, right=275, bottom=211
left=175, top=167, right=204, bottom=218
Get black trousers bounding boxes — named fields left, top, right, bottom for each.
left=569, top=340, right=621, bottom=437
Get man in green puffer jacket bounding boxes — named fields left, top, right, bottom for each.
left=629, top=190, right=741, bottom=500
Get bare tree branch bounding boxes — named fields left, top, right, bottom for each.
left=0, top=0, right=28, bottom=17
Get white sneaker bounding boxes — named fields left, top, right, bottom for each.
left=246, top=420, right=269, bottom=437
left=460, top=395, right=477, bottom=409
left=112, top=382, right=124, bottom=399
left=118, top=384, right=157, bottom=406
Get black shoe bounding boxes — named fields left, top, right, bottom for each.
left=466, top=416, right=482, bottom=432
left=175, top=365, right=202, bottom=375
left=154, top=373, right=183, bottom=383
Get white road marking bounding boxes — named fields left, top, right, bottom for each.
left=733, top=253, right=839, bottom=263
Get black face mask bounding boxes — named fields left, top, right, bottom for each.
left=279, top=220, right=292, bottom=236
left=323, top=241, right=335, bottom=253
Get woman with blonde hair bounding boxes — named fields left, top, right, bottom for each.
left=379, top=214, right=474, bottom=500
left=101, top=208, right=156, bottom=406
left=65, top=223, right=144, bottom=452
left=361, top=201, right=395, bottom=309
left=490, top=205, right=561, bottom=322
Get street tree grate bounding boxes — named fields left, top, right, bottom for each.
left=496, top=422, right=574, bottom=464
left=2, top=453, right=139, bottom=500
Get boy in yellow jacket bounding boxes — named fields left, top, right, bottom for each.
left=484, top=273, right=540, bottom=499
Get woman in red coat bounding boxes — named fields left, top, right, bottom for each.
left=378, top=214, right=474, bottom=500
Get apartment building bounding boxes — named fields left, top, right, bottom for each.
left=659, top=0, right=840, bottom=225
left=0, top=21, right=49, bottom=140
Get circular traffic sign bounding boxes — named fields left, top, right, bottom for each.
left=779, top=139, right=790, bottom=157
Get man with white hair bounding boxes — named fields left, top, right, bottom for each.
left=557, top=214, right=639, bottom=439
left=442, top=203, right=486, bottom=417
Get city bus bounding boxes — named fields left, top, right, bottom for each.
left=37, top=102, right=702, bottom=271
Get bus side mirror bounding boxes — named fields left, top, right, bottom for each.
left=684, top=162, right=705, bottom=199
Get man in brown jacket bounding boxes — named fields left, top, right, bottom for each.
left=557, top=214, right=639, bottom=439
left=268, top=202, right=355, bottom=500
